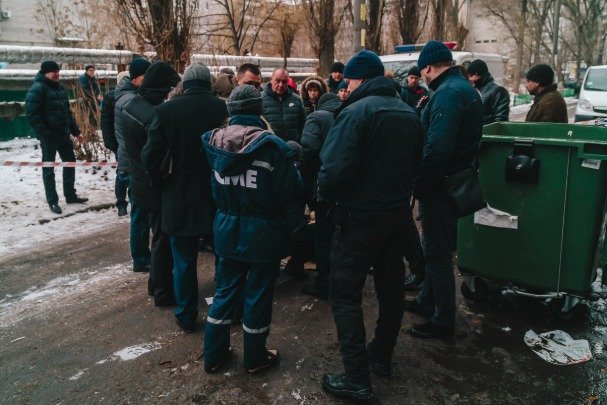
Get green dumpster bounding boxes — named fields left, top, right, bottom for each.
left=457, top=122, right=607, bottom=305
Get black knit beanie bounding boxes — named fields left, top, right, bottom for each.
left=526, top=64, right=554, bottom=86
left=40, top=60, right=60, bottom=74
left=467, top=59, right=488, bottom=76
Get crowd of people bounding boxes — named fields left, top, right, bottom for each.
left=24, top=40, right=569, bottom=400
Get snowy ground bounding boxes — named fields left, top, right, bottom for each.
left=0, top=138, right=123, bottom=259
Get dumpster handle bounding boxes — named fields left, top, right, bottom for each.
left=508, top=286, right=564, bottom=299
left=576, top=143, right=607, bottom=161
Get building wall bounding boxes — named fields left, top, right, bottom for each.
left=0, top=0, right=53, bottom=46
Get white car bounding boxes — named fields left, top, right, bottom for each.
left=379, top=43, right=506, bottom=86
left=575, top=65, right=607, bottom=122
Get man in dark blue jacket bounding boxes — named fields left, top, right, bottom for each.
left=202, top=85, right=301, bottom=374
left=405, top=41, right=483, bottom=339
left=318, top=50, right=424, bottom=401
left=25, top=60, right=88, bottom=214
left=142, top=62, right=228, bottom=332
left=300, top=92, right=342, bottom=300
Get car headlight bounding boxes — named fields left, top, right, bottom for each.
left=580, top=98, right=593, bottom=109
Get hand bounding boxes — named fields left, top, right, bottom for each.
left=75, top=134, right=84, bottom=143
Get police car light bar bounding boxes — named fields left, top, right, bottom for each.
left=394, top=41, right=458, bottom=54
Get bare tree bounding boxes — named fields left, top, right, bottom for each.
left=366, top=0, right=386, bottom=54
left=305, top=0, right=350, bottom=77
left=202, top=0, right=283, bottom=55
left=394, top=0, right=429, bottom=44
left=34, top=0, right=71, bottom=45
left=562, top=0, right=607, bottom=75
left=113, top=0, right=197, bottom=71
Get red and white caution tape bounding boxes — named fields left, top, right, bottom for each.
left=1, top=161, right=117, bottom=168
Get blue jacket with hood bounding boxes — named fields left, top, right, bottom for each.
left=202, top=115, right=302, bottom=263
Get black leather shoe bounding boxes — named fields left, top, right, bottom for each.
left=175, top=317, right=196, bottom=333
left=204, top=347, right=233, bottom=374
left=133, top=266, right=150, bottom=273
left=154, top=296, right=176, bottom=307
left=367, top=342, right=391, bottom=377
left=301, top=283, right=329, bottom=300
left=409, top=321, right=454, bottom=339
left=404, top=273, right=425, bottom=291
left=117, top=206, right=128, bottom=216
left=321, top=373, right=374, bottom=401
left=66, top=195, right=88, bottom=204
left=283, top=262, right=307, bottom=280
left=49, top=202, right=62, bottom=214
left=403, top=299, right=433, bottom=318
left=246, top=349, right=280, bottom=373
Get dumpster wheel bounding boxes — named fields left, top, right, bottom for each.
left=547, top=296, right=584, bottom=321
left=461, top=277, right=489, bottom=302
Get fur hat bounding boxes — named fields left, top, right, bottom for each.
left=226, top=84, right=263, bottom=116
left=417, top=40, right=453, bottom=70
left=526, top=64, right=554, bottom=86
left=467, top=59, right=489, bottom=77
left=343, top=50, right=384, bottom=79
left=305, top=79, right=322, bottom=90
left=40, top=60, right=60, bottom=74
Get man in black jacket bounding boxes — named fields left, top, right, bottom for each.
left=25, top=60, right=88, bottom=214
left=123, top=62, right=181, bottom=308
left=467, top=59, right=510, bottom=124
left=318, top=50, right=424, bottom=401
left=142, top=62, right=228, bottom=333
left=100, top=71, right=128, bottom=216
left=300, top=92, right=342, bottom=300
left=405, top=41, right=483, bottom=339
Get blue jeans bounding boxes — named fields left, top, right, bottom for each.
left=129, top=189, right=151, bottom=268
left=115, top=170, right=129, bottom=210
left=169, top=235, right=199, bottom=326
left=416, top=193, right=458, bottom=328
left=40, top=137, right=76, bottom=203
left=204, top=257, right=279, bottom=369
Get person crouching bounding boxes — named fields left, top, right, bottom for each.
left=201, top=84, right=302, bottom=374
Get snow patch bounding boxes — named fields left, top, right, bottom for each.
left=69, top=369, right=87, bottom=381
left=112, top=342, right=161, bottom=361
left=0, top=263, right=133, bottom=328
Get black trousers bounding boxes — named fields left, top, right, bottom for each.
left=40, top=137, right=77, bottom=203
left=147, top=209, right=174, bottom=302
left=329, top=205, right=417, bottom=384
left=404, top=210, right=426, bottom=277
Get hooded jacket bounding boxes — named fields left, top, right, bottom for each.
left=300, top=95, right=342, bottom=206
left=141, top=78, right=228, bottom=236
left=261, top=82, right=306, bottom=143
left=318, top=76, right=424, bottom=212
left=474, top=73, right=510, bottom=124
left=201, top=115, right=302, bottom=262
left=525, top=83, right=568, bottom=123
left=300, top=75, right=329, bottom=115
left=415, top=66, right=483, bottom=198
left=114, top=76, right=138, bottom=172
left=123, top=62, right=181, bottom=211
left=25, top=72, right=80, bottom=141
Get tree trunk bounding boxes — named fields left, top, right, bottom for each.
left=366, top=0, right=385, bottom=54
left=513, top=0, right=527, bottom=94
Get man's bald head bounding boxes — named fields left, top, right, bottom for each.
left=270, top=68, right=290, bottom=96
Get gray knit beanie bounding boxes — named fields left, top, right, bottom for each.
left=226, top=84, right=263, bottom=116
left=183, top=62, right=211, bottom=83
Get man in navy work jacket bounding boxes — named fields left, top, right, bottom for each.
left=405, top=41, right=483, bottom=339
left=318, top=50, right=424, bottom=401
left=201, top=85, right=301, bottom=374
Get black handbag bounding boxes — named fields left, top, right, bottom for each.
left=444, top=167, right=486, bottom=218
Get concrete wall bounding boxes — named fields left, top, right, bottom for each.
left=0, top=0, right=53, bottom=47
